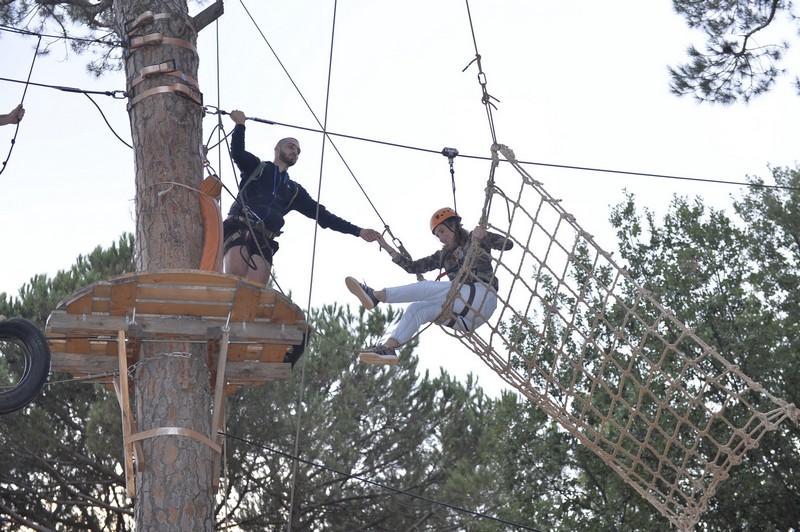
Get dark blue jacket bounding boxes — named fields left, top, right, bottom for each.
left=227, top=124, right=361, bottom=236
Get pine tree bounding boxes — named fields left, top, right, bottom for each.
left=220, top=302, right=507, bottom=530
left=605, top=169, right=800, bottom=529
left=2, top=1, right=214, bottom=527
left=1, top=237, right=516, bottom=530
left=669, top=1, right=796, bottom=103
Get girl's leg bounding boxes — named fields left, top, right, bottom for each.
left=383, top=280, right=451, bottom=304
left=449, top=284, right=498, bottom=332
left=388, top=300, right=449, bottom=345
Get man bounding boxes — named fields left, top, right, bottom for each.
left=0, top=104, right=24, bottom=126
left=223, top=109, right=381, bottom=284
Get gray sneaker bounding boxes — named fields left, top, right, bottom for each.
left=359, top=344, right=398, bottom=366
left=345, top=276, right=379, bottom=310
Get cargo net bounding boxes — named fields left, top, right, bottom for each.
left=441, top=144, right=800, bottom=531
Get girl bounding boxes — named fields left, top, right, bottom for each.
left=345, top=207, right=513, bottom=365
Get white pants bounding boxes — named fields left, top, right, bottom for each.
left=383, top=280, right=497, bottom=345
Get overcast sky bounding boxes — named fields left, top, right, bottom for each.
left=1, top=1, right=797, bottom=393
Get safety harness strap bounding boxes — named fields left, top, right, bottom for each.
left=127, top=33, right=198, bottom=55
left=127, top=83, right=202, bottom=109
left=441, top=282, right=477, bottom=329
left=130, top=60, right=200, bottom=91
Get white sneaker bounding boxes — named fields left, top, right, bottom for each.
left=345, top=276, right=379, bottom=310
left=359, top=345, right=398, bottom=366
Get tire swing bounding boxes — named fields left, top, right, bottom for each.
left=0, top=317, right=51, bottom=415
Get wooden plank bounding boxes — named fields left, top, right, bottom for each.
left=48, top=313, right=304, bottom=343
left=225, top=361, right=292, bottom=382
left=50, top=339, right=118, bottom=357
left=192, top=0, right=224, bottom=33
left=230, top=283, right=261, bottom=322
left=47, top=312, right=129, bottom=335
left=52, top=349, right=293, bottom=383
left=117, top=330, right=136, bottom=498
left=51, top=353, right=118, bottom=374
left=226, top=343, right=291, bottom=363
left=254, top=290, right=277, bottom=321
left=90, top=284, right=113, bottom=314
left=210, top=332, right=229, bottom=489
left=53, top=283, right=88, bottom=310
left=65, top=337, right=91, bottom=356
left=93, top=284, right=113, bottom=298
left=47, top=270, right=308, bottom=380
left=109, top=279, right=138, bottom=316
left=226, top=344, right=248, bottom=362
left=119, top=300, right=233, bottom=318
left=132, top=270, right=241, bottom=288
left=64, top=291, right=95, bottom=315
left=257, top=344, right=290, bottom=363
left=99, top=341, right=119, bottom=356
left=226, top=342, right=292, bottom=362
left=133, top=284, right=237, bottom=304
left=272, top=297, right=303, bottom=324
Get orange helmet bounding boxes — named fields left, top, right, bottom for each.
left=430, top=207, right=461, bottom=233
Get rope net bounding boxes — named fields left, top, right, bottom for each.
left=442, top=144, right=800, bottom=531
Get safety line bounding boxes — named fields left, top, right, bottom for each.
left=0, top=76, right=131, bottom=150
left=236, top=0, right=398, bottom=237
left=220, top=431, right=544, bottom=531
left=202, top=108, right=799, bottom=192
left=286, top=0, right=342, bottom=526
left=0, top=76, right=126, bottom=98
left=0, top=72, right=789, bottom=192
left=0, top=35, right=40, bottom=177
left=81, top=93, right=132, bottom=148
left=463, top=0, right=499, bottom=145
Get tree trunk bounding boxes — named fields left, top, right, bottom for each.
left=113, top=0, right=212, bottom=529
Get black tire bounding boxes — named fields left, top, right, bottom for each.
left=0, top=317, right=51, bottom=415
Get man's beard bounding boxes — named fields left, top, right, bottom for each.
left=279, top=152, right=297, bottom=167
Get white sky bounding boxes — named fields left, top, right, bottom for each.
left=1, top=1, right=797, bottom=395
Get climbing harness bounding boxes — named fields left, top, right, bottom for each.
left=437, top=282, right=476, bottom=329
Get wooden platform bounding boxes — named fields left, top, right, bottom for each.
left=45, top=269, right=307, bottom=386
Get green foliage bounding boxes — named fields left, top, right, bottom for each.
left=1, top=232, right=528, bottom=530
left=219, top=302, right=513, bottom=530
left=7, top=166, right=799, bottom=532
left=489, top=166, right=800, bottom=530
left=0, top=233, right=136, bottom=531
left=0, top=233, right=135, bottom=325
left=669, top=0, right=795, bottom=103
left=0, top=0, right=123, bottom=76
left=605, top=169, right=800, bottom=530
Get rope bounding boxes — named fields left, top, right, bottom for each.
left=286, top=1, right=342, bottom=527
left=214, top=16, right=223, bottom=192
left=236, top=0, right=416, bottom=264
left=0, top=76, right=130, bottom=149
left=0, top=35, right=40, bottom=177
left=438, top=141, right=800, bottom=531
left=199, top=107, right=794, bottom=192
left=463, top=0, right=499, bottom=145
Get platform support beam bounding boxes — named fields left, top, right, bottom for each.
left=211, top=327, right=230, bottom=489
left=114, top=330, right=138, bottom=498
